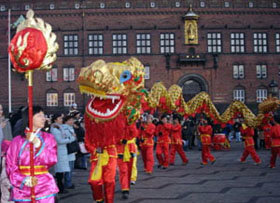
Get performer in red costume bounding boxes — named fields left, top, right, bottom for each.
left=140, top=114, right=156, bottom=174
left=240, top=122, right=261, bottom=165
left=262, top=123, right=272, bottom=149
left=116, top=123, right=138, bottom=199
left=156, top=114, right=172, bottom=169
left=169, top=114, right=188, bottom=165
left=269, top=116, right=280, bottom=168
left=198, top=118, right=216, bottom=165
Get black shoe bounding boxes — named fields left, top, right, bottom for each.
left=211, top=160, right=216, bottom=165
left=157, top=165, right=162, bottom=169
left=122, top=191, right=129, bottom=199
left=162, top=167, right=167, bottom=170
left=58, top=189, right=69, bottom=194
left=65, top=184, right=75, bottom=189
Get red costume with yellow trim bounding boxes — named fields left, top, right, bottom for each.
left=169, top=123, right=188, bottom=165
left=270, top=124, right=280, bottom=168
left=240, top=125, right=261, bottom=164
left=116, top=123, right=138, bottom=194
left=262, top=124, right=272, bottom=149
left=198, top=124, right=216, bottom=165
left=78, top=57, right=145, bottom=202
left=156, top=123, right=172, bottom=168
left=140, top=122, right=156, bottom=173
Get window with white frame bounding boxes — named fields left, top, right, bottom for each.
left=63, top=67, right=75, bottom=81
left=225, top=2, right=230, bottom=7
left=125, top=2, right=131, bottom=8
left=0, top=5, right=6, bottom=11
left=46, top=68, right=58, bottom=82
left=249, top=2, right=254, bottom=8
left=136, top=33, right=151, bottom=54
left=273, top=2, right=277, bottom=8
left=233, top=64, right=244, bottom=79
left=112, top=34, right=127, bottom=54
left=256, top=64, right=267, bottom=79
left=256, top=89, right=267, bottom=103
left=231, top=33, right=245, bottom=53
left=278, top=64, right=280, bottom=76
left=75, top=3, right=80, bottom=9
left=64, top=34, right=78, bottom=56
left=144, top=65, right=150, bottom=80
left=207, top=33, right=222, bottom=53
left=64, top=93, right=75, bottom=107
left=175, top=2, right=181, bottom=7
left=276, top=33, right=280, bottom=52
left=160, top=33, right=175, bottom=54
left=253, top=33, right=268, bottom=53
left=200, top=1, right=205, bottom=7
left=233, top=89, right=245, bottom=102
left=150, top=2, right=156, bottom=8
left=46, top=92, right=58, bottom=107
left=88, top=34, right=103, bottom=55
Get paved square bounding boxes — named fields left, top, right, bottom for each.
left=58, top=143, right=280, bottom=203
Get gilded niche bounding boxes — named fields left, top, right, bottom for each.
left=184, top=5, right=199, bottom=45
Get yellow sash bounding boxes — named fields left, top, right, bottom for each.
left=123, top=139, right=135, bottom=162
left=90, top=149, right=109, bottom=181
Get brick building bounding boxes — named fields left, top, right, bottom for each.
left=0, top=0, right=280, bottom=114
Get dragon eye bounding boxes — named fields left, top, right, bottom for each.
left=120, top=70, right=132, bottom=83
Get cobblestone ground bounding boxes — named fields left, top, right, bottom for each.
left=58, top=142, right=280, bottom=203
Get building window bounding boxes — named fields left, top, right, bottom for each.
left=50, top=4, right=55, bottom=10
left=64, top=93, right=75, bottom=107
left=276, top=33, right=280, bottom=53
left=207, top=33, right=222, bottom=53
left=63, top=67, right=75, bottom=81
left=278, top=64, right=280, bottom=76
left=125, top=2, right=131, bottom=8
left=25, top=5, right=30, bottom=10
left=75, top=3, right=80, bottom=9
left=46, top=93, right=58, bottom=107
left=249, top=2, right=254, bottom=8
left=253, top=33, right=267, bottom=53
left=230, top=33, right=245, bottom=53
left=100, top=3, right=105, bottom=8
left=233, top=64, right=244, bottom=79
left=112, top=34, right=127, bottom=54
left=160, top=33, right=175, bottom=54
left=175, top=2, right=181, bottom=7
left=233, top=89, right=245, bottom=103
left=64, top=34, right=78, bottom=56
left=88, top=34, right=103, bottom=55
left=273, top=2, right=277, bottom=8
left=136, top=33, right=151, bottom=54
left=200, top=1, right=205, bottom=7
left=144, top=65, right=150, bottom=80
left=225, top=2, right=230, bottom=7
left=150, top=2, right=156, bottom=8
left=0, top=5, right=6, bottom=11
left=256, top=89, right=267, bottom=103
left=256, top=64, right=267, bottom=79
left=46, top=68, right=57, bottom=82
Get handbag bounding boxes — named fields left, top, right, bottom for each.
left=67, top=140, right=80, bottom=154
left=78, top=142, right=88, bottom=154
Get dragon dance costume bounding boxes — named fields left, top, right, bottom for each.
left=6, top=132, right=58, bottom=202
left=270, top=124, right=280, bottom=168
left=156, top=123, right=172, bottom=168
left=198, top=125, right=216, bottom=165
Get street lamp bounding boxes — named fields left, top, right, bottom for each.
left=268, top=79, right=278, bottom=98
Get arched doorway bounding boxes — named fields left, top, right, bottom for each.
left=178, top=74, right=208, bottom=102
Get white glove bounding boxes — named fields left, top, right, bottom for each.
left=24, top=177, right=33, bottom=187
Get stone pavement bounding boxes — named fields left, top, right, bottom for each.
left=58, top=142, right=280, bottom=203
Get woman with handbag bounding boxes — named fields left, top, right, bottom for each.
left=50, top=113, right=75, bottom=194
left=62, top=115, right=77, bottom=189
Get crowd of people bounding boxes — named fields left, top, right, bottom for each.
left=0, top=103, right=280, bottom=202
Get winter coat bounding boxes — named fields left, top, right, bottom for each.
left=61, top=124, right=77, bottom=162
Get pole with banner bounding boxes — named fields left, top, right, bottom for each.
left=8, top=9, right=58, bottom=202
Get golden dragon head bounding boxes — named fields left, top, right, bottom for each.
left=77, top=57, right=145, bottom=123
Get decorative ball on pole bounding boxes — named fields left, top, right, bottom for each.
left=268, top=79, right=278, bottom=98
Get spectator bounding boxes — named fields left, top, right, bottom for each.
left=62, top=115, right=77, bottom=189
left=0, top=104, right=13, bottom=141
left=50, top=113, right=75, bottom=194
